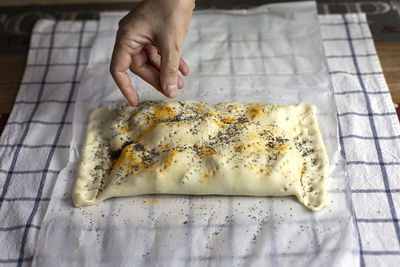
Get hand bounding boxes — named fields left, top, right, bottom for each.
left=110, top=0, right=195, bottom=106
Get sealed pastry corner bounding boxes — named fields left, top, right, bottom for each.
left=72, top=100, right=329, bottom=211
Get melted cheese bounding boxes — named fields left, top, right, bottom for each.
left=72, top=100, right=329, bottom=211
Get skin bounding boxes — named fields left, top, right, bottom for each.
left=110, top=0, right=195, bottom=106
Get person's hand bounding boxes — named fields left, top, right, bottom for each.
left=110, top=0, right=195, bottom=106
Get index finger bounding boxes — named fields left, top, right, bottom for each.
left=110, top=44, right=138, bottom=106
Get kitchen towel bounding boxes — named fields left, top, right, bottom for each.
left=0, top=3, right=399, bottom=267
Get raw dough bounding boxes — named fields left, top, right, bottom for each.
left=72, top=100, right=329, bottom=211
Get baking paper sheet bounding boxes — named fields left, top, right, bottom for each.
left=33, top=2, right=360, bottom=266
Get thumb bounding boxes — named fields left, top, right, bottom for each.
left=159, top=40, right=181, bottom=98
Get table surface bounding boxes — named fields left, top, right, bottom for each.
left=0, top=42, right=399, bottom=115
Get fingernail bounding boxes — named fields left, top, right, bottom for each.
left=166, top=84, right=177, bottom=95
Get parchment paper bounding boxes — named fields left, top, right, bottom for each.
left=33, top=2, right=360, bottom=266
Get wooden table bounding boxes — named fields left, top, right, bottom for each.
left=1, top=42, right=399, bottom=114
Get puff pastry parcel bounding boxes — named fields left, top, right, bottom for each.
left=72, top=100, right=329, bottom=211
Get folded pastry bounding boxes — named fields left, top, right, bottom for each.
left=72, top=100, right=329, bottom=211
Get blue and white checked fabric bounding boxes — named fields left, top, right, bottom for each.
left=0, top=12, right=399, bottom=266
left=320, top=14, right=400, bottom=266
left=0, top=20, right=98, bottom=266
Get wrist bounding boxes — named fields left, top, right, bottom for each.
left=179, top=0, right=195, bottom=12
left=143, top=0, right=195, bottom=13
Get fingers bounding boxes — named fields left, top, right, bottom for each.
left=179, top=57, right=189, bottom=76
left=130, top=64, right=162, bottom=94
left=110, top=44, right=138, bottom=106
left=133, top=65, right=183, bottom=98
left=130, top=49, right=180, bottom=98
left=159, top=40, right=181, bottom=97
left=153, top=47, right=188, bottom=75
left=178, top=77, right=184, bottom=88
left=145, top=45, right=186, bottom=89
left=145, top=45, right=161, bottom=71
